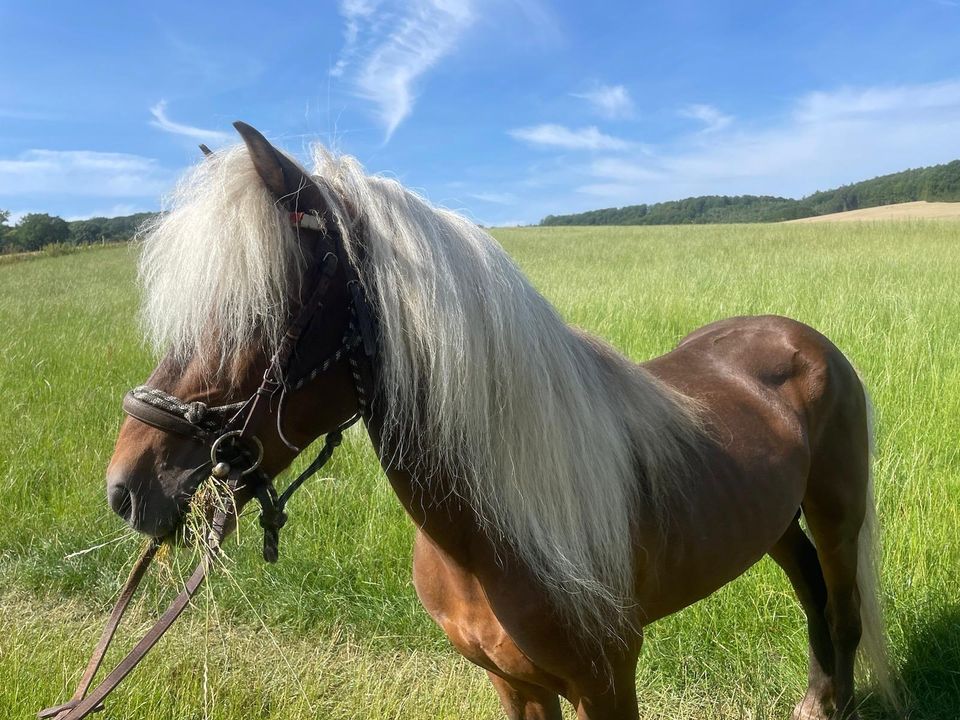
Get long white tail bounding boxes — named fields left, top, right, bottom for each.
left=857, top=391, right=900, bottom=711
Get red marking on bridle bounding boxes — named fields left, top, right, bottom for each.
left=290, top=211, right=325, bottom=231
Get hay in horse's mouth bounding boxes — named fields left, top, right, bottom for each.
left=166, top=474, right=238, bottom=550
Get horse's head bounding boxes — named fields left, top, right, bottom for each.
left=106, top=123, right=365, bottom=538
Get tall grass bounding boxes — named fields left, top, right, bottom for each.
left=1, top=222, right=957, bottom=718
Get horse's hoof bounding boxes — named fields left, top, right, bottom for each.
left=791, top=696, right=833, bottom=720
left=790, top=700, right=861, bottom=720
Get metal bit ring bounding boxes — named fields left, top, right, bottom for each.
left=209, top=430, right=264, bottom=476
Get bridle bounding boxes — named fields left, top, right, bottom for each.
left=39, top=208, right=377, bottom=720
left=122, top=208, right=376, bottom=560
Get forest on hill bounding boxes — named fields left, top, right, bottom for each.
left=541, top=159, right=960, bottom=226
left=0, top=211, right=156, bottom=254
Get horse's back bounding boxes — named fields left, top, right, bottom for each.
left=651, top=314, right=859, bottom=432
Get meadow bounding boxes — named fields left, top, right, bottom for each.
left=0, top=221, right=958, bottom=719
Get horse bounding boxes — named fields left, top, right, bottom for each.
left=105, top=122, right=897, bottom=720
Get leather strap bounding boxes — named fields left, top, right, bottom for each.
left=122, top=393, right=213, bottom=440
left=38, top=473, right=240, bottom=720
left=37, top=540, right=159, bottom=719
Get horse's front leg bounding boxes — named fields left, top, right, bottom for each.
left=568, top=650, right=641, bottom=720
left=487, top=672, right=563, bottom=720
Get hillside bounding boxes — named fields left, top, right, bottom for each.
left=784, top=201, right=960, bottom=223
left=541, top=159, right=960, bottom=226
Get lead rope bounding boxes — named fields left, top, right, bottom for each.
left=41, top=404, right=363, bottom=720
left=37, top=541, right=159, bottom=719
left=256, top=413, right=361, bottom=562
left=38, top=469, right=242, bottom=720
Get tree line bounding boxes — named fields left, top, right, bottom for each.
left=541, top=159, right=960, bottom=226
left=0, top=211, right=157, bottom=254
left=3, top=158, right=959, bottom=249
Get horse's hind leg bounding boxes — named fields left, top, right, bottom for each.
left=769, top=519, right=837, bottom=719
left=796, top=381, right=873, bottom=719
left=486, top=672, right=562, bottom=720
left=801, top=491, right=867, bottom=720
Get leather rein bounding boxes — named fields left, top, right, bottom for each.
left=39, top=209, right=377, bottom=720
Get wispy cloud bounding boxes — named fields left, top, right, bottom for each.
left=794, top=80, right=960, bottom=122
left=332, top=0, right=476, bottom=141
left=573, top=79, right=960, bottom=205
left=467, top=191, right=516, bottom=204
left=573, top=84, right=634, bottom=119
left=0, top=150, right=169, bottom=197
left=679, top=103, right=733, bottom=133
left=509, top=124, right=632, bottom=151
left=149, top=100, right=229, bottom=144
left=330, top=0, right=378, bottom=78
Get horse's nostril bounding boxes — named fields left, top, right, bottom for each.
left=108, top=483, right=133, bottom=522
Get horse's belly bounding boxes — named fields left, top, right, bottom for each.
left=631, top=411, right=808, bottom=622
left=633, top=483, right=802, bottom=623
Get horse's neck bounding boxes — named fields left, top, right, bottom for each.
left=363, top=406, right=476, bottom=541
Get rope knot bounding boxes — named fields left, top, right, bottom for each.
left=259, top=505, right=288, bottom=532
left=258, top=506, right=288, bottom=564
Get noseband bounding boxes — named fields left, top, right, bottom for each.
left=39, top=209, right=377, bottom=720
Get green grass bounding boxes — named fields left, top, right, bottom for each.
left=1, top=222, right=958, bottom=719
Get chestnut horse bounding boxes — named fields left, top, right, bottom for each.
left=106, top=123, right=896, bottom=719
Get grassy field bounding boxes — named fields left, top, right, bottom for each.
left=1, top=222, right=958, bottom=719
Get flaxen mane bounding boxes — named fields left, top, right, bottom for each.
left=139, top=144, right=704, bottom=641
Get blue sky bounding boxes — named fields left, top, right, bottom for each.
left=2, top=1, right=960, bottom=226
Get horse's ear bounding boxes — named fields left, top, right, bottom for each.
left=233, top=121, right=317, bottom=208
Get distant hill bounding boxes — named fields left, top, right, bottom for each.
left=784, top=201, right=960, bottom=223
left=540, top=159, right=960, bottom=226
